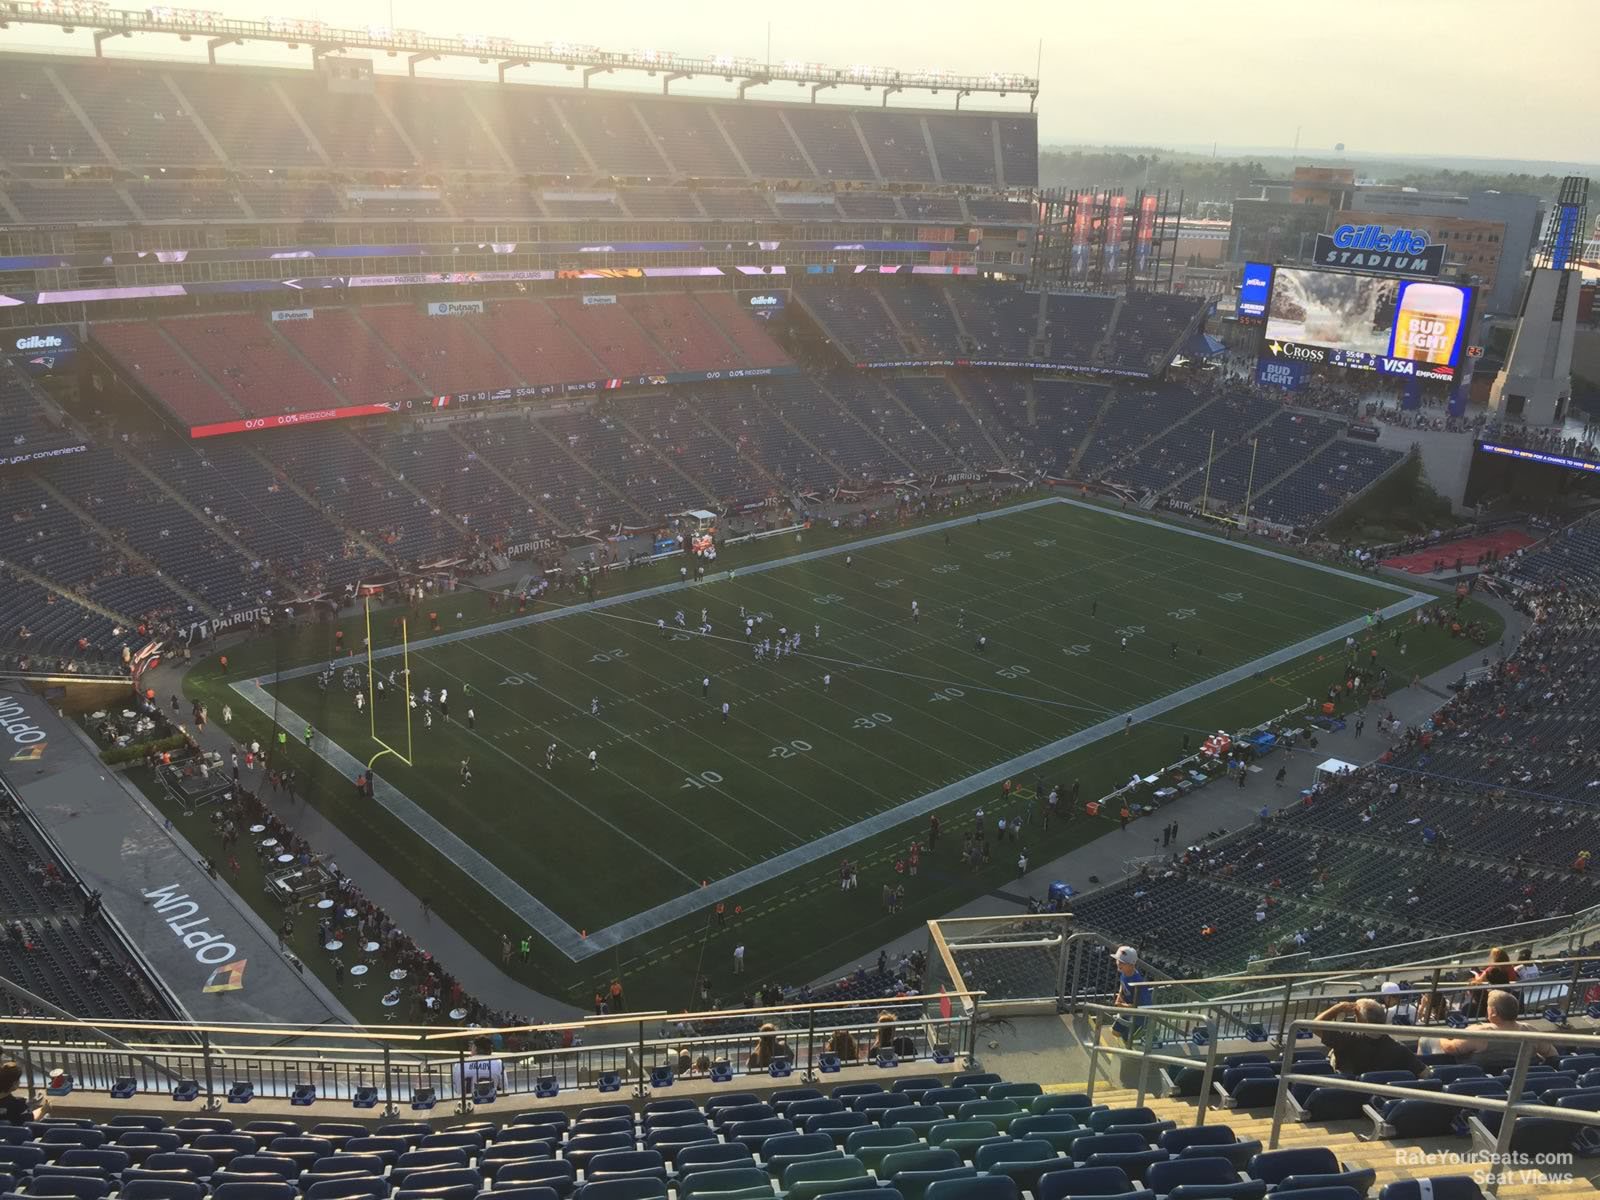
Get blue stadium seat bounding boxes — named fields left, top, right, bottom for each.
left=494, top=1161, right=574, bottom=1197
left=1379, top=1179, right=1485, bottom=1200
left=1034, top=1165, right=1132, bottom=1200
left=120, top=1181, right=205, bottom=1200
left=924, top=1176, right=1017, bottom=1200
left=674, top=1144, right=755, bottom=1176
left=585, top=1150, right=665, bottom=1184
left=573, top=1180, right=666, bottom=1200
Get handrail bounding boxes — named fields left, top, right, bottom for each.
left=1270, top=1015, right=1600, bottom=1184
left=0, top=988, right=980, bottom=1044
left=1137, top=950, right=1600, bottom=995
left=1077, top=1000, right=1220, bottom=1118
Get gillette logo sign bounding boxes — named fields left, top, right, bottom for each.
left=15, top=334, right=62, bottom=351
left=1314, top=226, right=1443, bottom=275
left=1333, top=224, right=1428, bottom=254
left=7, top=329, right=77, bottom=360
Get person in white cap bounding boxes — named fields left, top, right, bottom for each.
left=1110, top=945, right=1151, bottom=1042
left=1380, top=980, right=1417, bottom=1025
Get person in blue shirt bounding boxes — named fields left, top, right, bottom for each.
left=1112, top=945, right=1152, bottom=1042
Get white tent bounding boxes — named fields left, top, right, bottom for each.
left=1313, top=758, right=1359, bottom=786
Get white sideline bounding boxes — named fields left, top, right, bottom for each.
left=231, top=496, right=1431, bottom=962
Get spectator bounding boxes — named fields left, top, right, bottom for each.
left=450, top=1036, right=504, bottom=1096
left=826, top=1025, right=860, bottom=1063
left=1437, top=989, right=1556, bottom=1071
left=1313, top=998, right=1423, bottom=1076
left=746, top=1022, right=792, bottom=1070
left=1465, top=947, right=1516, bottom=1017
left=0, top=1062, right=44, bottom=1125
left=1111, top=944, right=1152, bottom=1042
left=874, top=1011, right=916, bottom=1059
left=1380, top=981, right=1418, bottom=1024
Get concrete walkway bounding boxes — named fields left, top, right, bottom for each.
left=817, top=588, right=1523, bottom=984
left=143, top=658, right=587, bottom=1024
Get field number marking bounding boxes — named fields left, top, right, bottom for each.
left=932, top=564, right=961, bottom=575
left=589, top=648, right=628, bottom=664
left=1061, top=644, right=1092, bottom=657
left=1219, top=591, right=1245, bottom=602
left=768, top=739, right=813, bottom=759
left=995, top=664, right=1031, bottom=681
left=852, top=712, right=895, bottom=730
left=813, top=593, right=846, bottom=606
left=1168, top=607, right=1198, bottom=621
left=928, top=687, right=965, bottom=703
left=498, top=671, right=540, bottom=687
left=680, top=770, right=724, bottom=790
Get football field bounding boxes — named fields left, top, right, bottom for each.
left=233, top=496, right=1445, bottom=998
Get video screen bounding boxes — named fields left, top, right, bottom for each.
left=1266, top=267, right=1471, bottom=371
left=1237, top=262, right=1273, bottom=321
left=1266, top=268, right=1397, bottom=357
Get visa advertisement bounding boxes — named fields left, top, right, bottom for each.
left=1237, top=263, right=1273, bottom=321
left=1264, top=267, right=1472, bottom=382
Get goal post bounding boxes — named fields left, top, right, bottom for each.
left=364, top=596, right=414, bottom=770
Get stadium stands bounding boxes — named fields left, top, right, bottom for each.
left=159, top=315, right=343, bottom=418
left=795, top=286, right=1199, bottom=378
left=0, top=56, right=1040, bottom=190
left=785, top=109, right=876, bottom=181
left=90, top=300, right=792, bottom=428
left=854, top=113, right=937, bottom=183
left=88, top=322, right=239, bottom=428
left=0, top=777, right=176, bottom=1021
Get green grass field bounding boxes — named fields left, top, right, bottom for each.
left=180, top=496, right=1500, bottom=1013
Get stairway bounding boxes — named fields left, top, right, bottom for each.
left=1073, top=1078, right=1599, bottom=1198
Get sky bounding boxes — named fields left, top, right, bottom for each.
left=4, top=0, right=1591, bottom=164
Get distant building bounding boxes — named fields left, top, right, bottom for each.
left=1347, top=188, right=1542, bottom=315
left=1225, top=165, right=1543, bottom=316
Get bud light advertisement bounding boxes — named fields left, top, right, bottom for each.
left=1256, top=357, right=1309, bottom=391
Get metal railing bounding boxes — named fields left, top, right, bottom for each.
left=1068, top=949, right=1600, bottom=1051
left=0, top=988, right=982, bottom=1115
left=1270, top=1017, right=1600, bottom=1189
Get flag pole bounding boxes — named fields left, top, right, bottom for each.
left=1200, top=429, right=1215, bottom=515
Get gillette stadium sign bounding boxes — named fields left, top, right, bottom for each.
left=1313, top=225, right=1445, bottom=276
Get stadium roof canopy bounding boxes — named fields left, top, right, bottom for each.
left=0, top=1, right=1039, bottom=107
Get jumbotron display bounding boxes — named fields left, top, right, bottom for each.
left=1264, top=266, right=1473, bottom=381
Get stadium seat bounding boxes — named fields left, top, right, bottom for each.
left=806, top=1113, right=871, bottom=1143
left=1034, top=1165, right=1132, bottom=1200
left=585, top=1150, right=666, bottom=1184
left=923, top=1176, right=1018, bottom=1200
left=121, top=1181, right=205, bottom=1200
left=878, top=1148, right=962, bottom=1181
left=844, top=1127, right=918, bottom=1170
left=573, top=1180, right=666, bottom=1200
left=1378, top=1180, right=1485, bottom=1200
left=1247, top=1148, right=1375, bottom=1195
left=495, top=1161, right=574, bottom=1197
left=676, top=1169, right=770, bottom=1200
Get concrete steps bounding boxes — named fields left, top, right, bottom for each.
left=1074, top=1081, right=1599, bottom=1197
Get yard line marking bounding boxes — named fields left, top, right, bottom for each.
left=243, top=497, right=1432, bottom=962
left=571, top=588, right=1432, bottom=957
